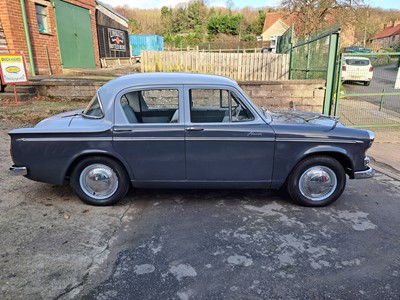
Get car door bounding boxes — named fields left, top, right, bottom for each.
left=184, top=85, right=275, bottom=185
left=113, top=85, right=186, bottom=181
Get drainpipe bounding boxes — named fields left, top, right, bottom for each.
left=20, top=0, right=36, bottom=76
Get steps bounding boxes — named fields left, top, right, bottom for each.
left=0, top=84, right=37, bottom=101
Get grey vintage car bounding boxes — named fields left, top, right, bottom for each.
left=9, top=73, right=374, bottom=207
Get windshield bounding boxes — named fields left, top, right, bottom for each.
left=345, top=59, right=370, bottom=66
left=82, top=94, right=104, bottom=118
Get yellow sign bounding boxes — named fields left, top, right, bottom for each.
left=0, top=55, right=28, bottom=84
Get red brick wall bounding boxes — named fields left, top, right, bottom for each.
left=0, top=0, right=100, bottom=75
left=25, top=0, right=62, bottom=74
left=0, top=0, right=30, bottom=68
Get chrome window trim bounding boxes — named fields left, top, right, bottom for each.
left=82, top=91, right=105, bottom=119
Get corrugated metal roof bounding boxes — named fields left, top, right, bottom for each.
left=96, top=0, right=128, bottom=22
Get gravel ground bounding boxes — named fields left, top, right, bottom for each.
left=0, top=122, right=132, bottom=299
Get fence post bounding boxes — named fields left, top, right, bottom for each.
left=305, top=43, right=311, bottom=79
left=379, top=88, right=385, bottom=111
left=324, top=31, right=340, bottom=115
left=334, top=54, right=344, bottom=117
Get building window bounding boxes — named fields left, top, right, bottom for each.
left=35, top=4, right=49, bottom=33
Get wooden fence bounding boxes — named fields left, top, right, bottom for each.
left=141, top=50, right=290, bottom=81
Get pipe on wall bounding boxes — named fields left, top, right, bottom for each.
left=20, top=0, right=36, bottom=76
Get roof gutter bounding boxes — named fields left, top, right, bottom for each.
left=20, top=0, right=36, bottom=76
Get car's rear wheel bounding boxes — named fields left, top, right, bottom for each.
left=364, top=81, right=370, bottom=86
left=70, top=156, right=129, bottom=206
left=287, top=156, right=346, bottom=207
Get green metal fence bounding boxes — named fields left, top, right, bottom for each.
left=335, top=52, right=400, bottom=128
left=276, top=25, right=293, bottom=55
left=288, top=27, right=340, bottom=115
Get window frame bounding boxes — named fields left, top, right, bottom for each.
left=185, top=85, right=260, bottom=125
left=114, top=85, right=184, bottom=126
left=35, top=3, right=50, bottom=34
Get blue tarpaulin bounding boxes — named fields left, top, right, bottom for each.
left=129, top=35, right=164, bottom=56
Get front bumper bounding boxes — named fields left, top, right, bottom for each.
left=354, top=166, right=374, bottom=179
left=9, top=166, right=27, bottom=176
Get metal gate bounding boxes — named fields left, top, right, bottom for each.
left=281, top=27, right=340, bottom=115
left=53, top=0, right=96, bottom=68
left=335, top=52, right=400, bottom=128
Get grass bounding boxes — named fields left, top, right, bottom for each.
left=0, top=97, right=88, bottom=127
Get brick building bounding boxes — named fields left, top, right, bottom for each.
left=371, top=20, right=400, bottom=49
left=0, top=0, right=100, bottom=75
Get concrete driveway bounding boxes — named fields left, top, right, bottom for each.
left=82, top=177, right=400, bottom=300
left=1, top=125, right=400, bottom=300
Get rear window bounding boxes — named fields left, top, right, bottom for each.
left=82, top=95, right=104, bottom=118
left=345, top=59, right=370, bottom=66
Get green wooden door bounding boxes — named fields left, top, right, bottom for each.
left=53, top=0, right=96, bottom=68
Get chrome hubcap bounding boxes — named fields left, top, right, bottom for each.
left=299, top=166, right=337, bottom=201
left=79, top=164, right=118, bottom=200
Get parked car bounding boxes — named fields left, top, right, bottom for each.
left=9, top=73, right=374, bottom=207
left=342, top=56, right=374, bottom=86
left=344, top=46, right=373, bottom=53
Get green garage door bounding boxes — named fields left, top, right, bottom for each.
left=53, top=0, right=96, bottom=68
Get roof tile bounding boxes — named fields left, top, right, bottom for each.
left=372, top=24, right=400, bottom=40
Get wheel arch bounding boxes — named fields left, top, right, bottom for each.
left=290, top=149, right=354, bottom=180
left=64, top=150, right=134, bottom=182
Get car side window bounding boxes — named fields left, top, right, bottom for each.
left=190, top=89, right=254, bottom=123
left=120, top=89, right=179, bottom=124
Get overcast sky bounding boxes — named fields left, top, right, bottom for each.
left=99, top=0, right=399, bottom=10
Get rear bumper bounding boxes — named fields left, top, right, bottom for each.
left=354, top=166, right=374, bottom=179
left=9, top=166, right=27, bottom=176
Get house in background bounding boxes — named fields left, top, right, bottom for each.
left=261, top=12, right=296, bottom=53
left=261, top=11, right=355, bottom=52
left=371, top=21, right=400, bottom=49
left=0, top=0, right=100, bottom=75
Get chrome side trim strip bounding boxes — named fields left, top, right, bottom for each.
left=276, top=138, right=363, bottom=144
left=18, top=137, right=113, bottom=142
left=186, top=137, right=275, bottom=142
left=18, top=136, right=274, bottom=142
left=113, top=137, right=274, bottom=142
left=114, top=137, right=184, bottom=141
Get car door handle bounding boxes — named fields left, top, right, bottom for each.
left=114, top=128, right=133, bottom=132
left=186, top=127, right=204, bottom=131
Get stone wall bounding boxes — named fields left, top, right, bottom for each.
left=33, top=79, right=104, bottom=99
left=33, top=78, right=326, bottom=113
left=239, top=80, right=326, bottom=113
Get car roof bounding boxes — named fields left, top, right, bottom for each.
left=101, top=72, right=238, bottom=90
left=97, top=72, right=241, bottom=122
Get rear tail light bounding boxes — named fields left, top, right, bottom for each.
left=342, top=66, right=346, bottom=71
left=369, top=66, right=373, bottom=72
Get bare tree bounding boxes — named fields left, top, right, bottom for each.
left=279, top=0, right=365, bottom=37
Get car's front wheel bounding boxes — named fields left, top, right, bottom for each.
left=70, top=156, right=130, bottom=206
left=287, top=156, right=346, bottom=207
